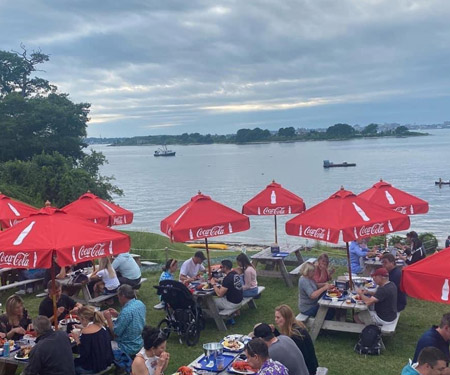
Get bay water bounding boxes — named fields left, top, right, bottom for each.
left=91, top=129, right=450, bottom=247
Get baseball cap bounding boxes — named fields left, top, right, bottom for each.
left=372, top=267, right=389, bottom=277
left=253, top=323, right=274, bottom=339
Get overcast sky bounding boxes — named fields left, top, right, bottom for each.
left=1, top=0, right=449, bottom=137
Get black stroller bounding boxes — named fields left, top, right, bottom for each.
left=154, top=280, right=205, bottom=346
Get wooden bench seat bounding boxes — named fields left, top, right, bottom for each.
left=219, top=286, right=265, bottom=318
left=316, top=367, right=328, bottom=375
left=289, top=258, right=317, bottom=276
left=141, top=261, right=157, bottom=267
left=0, top=278, right=44, bottom=293
left=88, top=293, right=117, bottom=306
left=381, top=313, right=400, bottom=336
left=295, top=313, right=315, bottom=329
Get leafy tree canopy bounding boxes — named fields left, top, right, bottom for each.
left=326, top=123, right=355, bottom=138
left=0, top=45, right=120, bottom=206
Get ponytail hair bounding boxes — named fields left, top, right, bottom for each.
left=78, top=305, right=107, bottom=327
left=162, top=258, right=177, bottom=272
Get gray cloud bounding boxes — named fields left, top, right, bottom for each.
left=1, top=0, right=449, bottom=136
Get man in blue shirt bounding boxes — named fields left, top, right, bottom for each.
left=413, top=313, right=450, bottom=364
left=104, top=284, right=146, bottom=356
left=112, top=252, right=142, bottom=288
left=349, top=239, right=377, bottom=274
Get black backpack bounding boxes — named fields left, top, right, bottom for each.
left=354, top=324, right=382, bottom=355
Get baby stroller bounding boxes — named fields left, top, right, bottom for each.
left=154, top=280, right=205, bottom=346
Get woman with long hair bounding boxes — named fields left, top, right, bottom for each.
left=159, top=259, right=178, bottom=282
left=72, top=305, right=113, bottom=374
left=274, top=304, right=318, bottom=375
left=91, top=256, right=120, bottom=295
left=132, top=326, right=170, bottom=375
left=312, top=253, right=335, bottom=287
left=0, top=295, right=31, bottom=340
left=236, top=253, right=258, bottom=297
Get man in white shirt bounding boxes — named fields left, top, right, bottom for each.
left=179, top=251, right=206, bottom=283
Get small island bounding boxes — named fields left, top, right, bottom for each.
left=86, top=123, right=428, bottom=146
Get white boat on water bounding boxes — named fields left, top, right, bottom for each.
left=154, top=145, right=176, bottom=157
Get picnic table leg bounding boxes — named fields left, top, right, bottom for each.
left=204, top=295, right=227, bottom=332
left=358, top=310, right=373, bottom=325
left=279, top=261, right=293, bottom=288
left=80, top=284, right=92, bottom=304
left=310, top=306, right=328, bottom=341
left=294, top=250, right=304, bottom=265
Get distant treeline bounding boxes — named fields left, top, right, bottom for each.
left=100, top=123, right=426, bottom=146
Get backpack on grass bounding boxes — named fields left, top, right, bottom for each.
left=354, top=324, right=382, bottom=355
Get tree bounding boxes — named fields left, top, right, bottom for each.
left=362, top=123, right=378, bottom=135
left=326, top=123, right=355, bottom=138
left=395, top=126, right=409, bottom=135
left=0, top=46, right=120, bottom=204
left=278, top=127, right=296, bottom=137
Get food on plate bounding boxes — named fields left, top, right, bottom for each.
left=195, top=284, right=204, bottom=291
left=327, top=286, right=342, bottom=298
left=353, top=294, right=362, bottom=301
left=365, top=282, right=375, bottom=288
left=25, top=330, right=37, bottom=338
left=177, top=366, right=194, bottom=375
left=0, top=338, right=15, bottom=348
left=17, top=346, right=32, bottom=359
left=232, top=361, right=257, bottom=373
left=202, top=284, right=212, bottom=290
left=223, top=339, right=243, bottom=350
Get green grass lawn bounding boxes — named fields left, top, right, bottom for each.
left=5, top=232, right=448, bottom=374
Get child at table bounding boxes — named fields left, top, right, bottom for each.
left=90, top=257, right=120, bottom=296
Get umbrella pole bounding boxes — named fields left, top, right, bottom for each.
left=205, top=238, right=212, bottom=278
left=51, top=253, right=58, bottom=329
left=346, top=242, right=353, bottom=290
left=274, top=215, right=278, bottom=243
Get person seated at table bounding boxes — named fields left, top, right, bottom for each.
left=16, top=268, right=47, bottom=295
left=24, top=315, right=75, bottom=375
left=159, top=258, right=178, bottom=282
left=210, top=259, right=243, bottom=312
left=90, top=256, right=120, bottom=296
left=0, top=295, right=32, bottom=340
left=103, top=284, right=146, bottom=357
left=113, top=252, right=142, bottom=288
left=38, top=280, right=82, bottom=322
left=381, top=253, right=407, bottom=312
left=253, top=323, right=309, bottom=375
left=397, top=231, right=426, bottom=265
left=235, top=253, right=259, bottom=298
left=446, top=236, right=450, bottom=249
left=72, top=305, right=114, bottom=375
left=179, top=251, right=206, bottom=283
left=412, top=313, right=450, bottom=365
left=298, top=262, right=334, bottom=319
left=402, top=346, right=448, bottom=375
left=355, top=267, right=397, bottom=325
left=312, top=253, right=335, bottom=287
left=350, top=238, right=377, bottom=274
left=273, top=304, right=318, bottom=375
left=132, top=326, right=170, bottom=375
left=244, top=338, right=289, bottom=375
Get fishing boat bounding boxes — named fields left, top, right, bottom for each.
left=435, top=178, right=450, bottom=186
left=154, top=145, right=176, bottom=157
left=323, top=160, right=356, bottom=168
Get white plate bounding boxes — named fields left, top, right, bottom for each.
left=222, top=339, right=244, bottom=351
left=230, top=363, right=257, bottom=375
left=14, top=354, right=29, bottom=361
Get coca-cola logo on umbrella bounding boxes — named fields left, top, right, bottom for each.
left=74, top=243, right=106, bottom=261
left=262, top=207, right=286, bottom=215
left=195, top=225, right=225, bottom=238
left=359, top=223, right=386, bottom=237
left=112, top=216, right=126, bottom=225
left=394, top=206, right=407, bottom=215
left=0, top=252, right=31, bottom=267
left=304, top=226, right=327, bottom=240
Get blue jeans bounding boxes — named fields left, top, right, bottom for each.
left=302, top=305, right=335, bottom=320
left=243, top=287, right=259, bottom=298
left=18, top=269, right=46, bottom=289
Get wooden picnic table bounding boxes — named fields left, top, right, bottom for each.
left=193, top=289, right=228, bottom=332
left=363, top=258, right=405, bottom=276
left=187, top=346, right=240, bottom=374
left=251, top=245, right=303, bottom=287
left=309, top=295, right=372, bottom=341
left=58, top=268, right=93, bottom=305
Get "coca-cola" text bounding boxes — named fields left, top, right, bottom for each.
left=394, top=207, right=407, bottom=215
left=359, top=223, right=385, bottom=237
left=304, top=226, right=326, bottom=239
left=112, top=216, right=125, bottom=225
left=263, top=207, right=286, bottom=215
left=196, top=226, right=225, bottom=238
left=78, top=243, right=106, bottom=260
left=0, top=252, right=30, bottom=267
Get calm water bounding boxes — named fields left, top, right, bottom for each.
left=91, top=129, right=450, bottom=246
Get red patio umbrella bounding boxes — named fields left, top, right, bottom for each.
left=161, top=192, right=250, bottom=275
left=358, top=179, right=429, bottom=215
left=0, top=193, right=38, bottom=229
left=0, top=204, right=130, bottom=326
left=285, top=187, right=410, bottom=286
left=242, top=181, right=306, bottom=243
left=401, top=247, right=450, bottom=304
left=62, top=191, right=133, bottom=227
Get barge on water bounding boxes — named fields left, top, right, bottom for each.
left=323, top=160, right=356, bottom=168
left=435, top=178, right=450, bottom=186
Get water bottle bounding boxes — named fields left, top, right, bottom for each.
left=3, top=341, right=10, bottom=357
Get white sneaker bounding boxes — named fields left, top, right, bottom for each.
left=15, top=289, right=26, bottom=295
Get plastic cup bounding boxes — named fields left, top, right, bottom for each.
left=216, top=355, right=225, bottom=370
left=72, top=328, right=81, bottom=335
